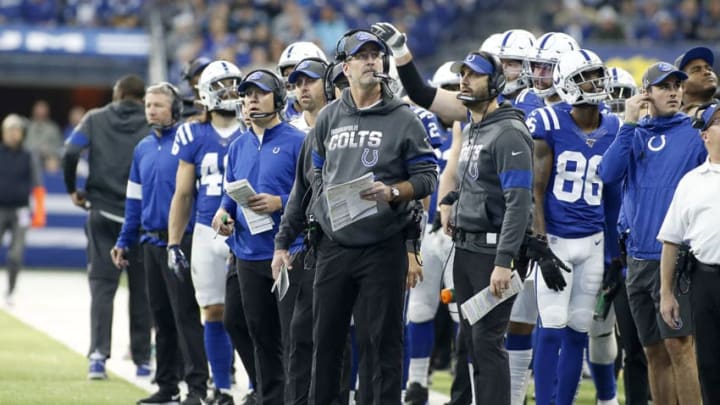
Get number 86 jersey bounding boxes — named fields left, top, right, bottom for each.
left=526, top=105, right=621, bottom=238
left=172, top=121, right=243, bottom=227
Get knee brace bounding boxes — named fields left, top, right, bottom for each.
left=589, top=332, right=617, bottom=365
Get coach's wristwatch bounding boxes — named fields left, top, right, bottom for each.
left=390, top=185, right=400, bottom=201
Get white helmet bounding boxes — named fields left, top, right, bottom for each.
left=553, top=49, right=610, bottom=106
left=496, top=29, right=536, bottom=95
left=479, top=33, right=503, bottom=55
left=529, top=32, right=579, bottom=97
left=428, top=61, right=460, bottom=88
left=607, top=66, right=638, bottom=117
left=277, top=41, right=328, bottom=76
left=197, top=60, right=243, bottom=112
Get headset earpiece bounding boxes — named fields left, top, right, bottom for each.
left=692, top=101, right=717, bottom=129
left=156, top=81, right=183, bottom=122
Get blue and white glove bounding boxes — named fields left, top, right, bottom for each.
left=370, top=22, right=410, bottom=58
left=167, top=244, right=189, bottom=283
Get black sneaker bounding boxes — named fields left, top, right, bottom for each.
left=240, top=391, right=257, bottom=405
left=404, top=382, right=429, bottom=405
left=213, top=390, right=235, bottom=405
left=181, top=391, right=206, bottom=405
left=137, top=390, right=180, bottom=405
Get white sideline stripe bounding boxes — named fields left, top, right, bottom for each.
left=45, top=194, right=88, bottom=216
left=25, top=228, right=86, bottom=248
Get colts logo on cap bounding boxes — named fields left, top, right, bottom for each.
left=657, top=63, right=674, bottom=72
left=355, top=31, right=373, bottom=41
left=297, top=60, right=310, bottom=70
left=465, top=54, right=476, bottom=63
left=247, top=71, right=263, bottom=81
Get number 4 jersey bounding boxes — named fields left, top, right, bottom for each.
left=527, top=105, right=621, bottom=238
left=172, top=121, right=243, bottom=227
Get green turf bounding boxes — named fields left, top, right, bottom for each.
left=431, top=369, right=626, bottom=404
left=0, top=309, right=148, bottom=405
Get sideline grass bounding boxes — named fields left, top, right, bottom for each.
left=0, top=309, right=148, bottom=405
left=430, top=369, right=626, bottom=404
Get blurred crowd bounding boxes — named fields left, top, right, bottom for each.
left=0, top=0, right=143, bottom=28
left=542, top=0, right=720, bottom=44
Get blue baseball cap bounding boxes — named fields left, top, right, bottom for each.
left=238, top=70, right=277, bottom=95
left=449, top=53, right=495, bottom=75
left=694, top=101, right=720, bottom=131
left=642, top=62, right=688, bottom=89
left=675, top=46, right=715, bottom=71
left=288, top=58, right=327, bottom=84
left=343, top=31, right=387, bottom=57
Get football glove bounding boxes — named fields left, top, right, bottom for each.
left=167, top=244, right=189, bottom=283
left=526, top=234, right=571, bottom=292
left=370, top=22, right=410, bottom=58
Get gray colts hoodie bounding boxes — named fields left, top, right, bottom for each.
left=311, top=85, right=437, bottom=247
left=453, top=102, right=533, bottom=267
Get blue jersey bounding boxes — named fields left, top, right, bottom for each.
left=117, top=126, right=193, bottom=248
left=221, top=121, right=305, bottom=261
left=513, top=88, right=545, bottom=118
left=410, top=105, right=446, bottom=223
left=599, top=114, right=707, bottom=259
left=282, top=97, right=302, bottom=122
left=172, top=122, right=242, bottom=227
left=528, top=105, right=621, bottom=238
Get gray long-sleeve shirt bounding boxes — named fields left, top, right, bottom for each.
left=453, top=102, right=533, bottom=267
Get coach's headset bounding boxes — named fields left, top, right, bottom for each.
left=334, top=29, right=391, bottom=74
left=238, top=69, right=287, bottom=119
left=691, top=99, right=720, bottom=130
left=455, top=51, right=506, bottom=103
left=147, top=82, right=183, bottom=128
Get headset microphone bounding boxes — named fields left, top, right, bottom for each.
left=249, top=112, right=275, bottom=119
left=373, top=72, right=392, bottom=81
left=456, top=93, right=494, bottom=103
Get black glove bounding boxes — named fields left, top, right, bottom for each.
left=370, top=22, right=408, bottom=56
left=167, top=244, right=189, bottom=282
left=526, top=234, right=571, bottom=292
left=602, top=257, right=624, bottom=299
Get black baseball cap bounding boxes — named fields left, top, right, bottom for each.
left=182, top=56, right=212, bottom=81
left=674, top=46, right=715, bottom=71
left=642, top=62, right=688, bottom=89
left=288, top=58, right=327, bottom=84
left=342, top=31, right=387, bottom=57
left=238, top=70, right=279, bottom=95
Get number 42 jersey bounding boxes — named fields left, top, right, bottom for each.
left=172, top=121, right=243, bottom=227
left=526, top=105, right=621, bottom=238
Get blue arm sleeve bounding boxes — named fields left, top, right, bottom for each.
left=603, top=180, right=622, bottom=263
left=117, top=198, right=141, bottom=248
left=221, top=146, right=238, bottom=218
left=599, top=124, right=636, bottom=184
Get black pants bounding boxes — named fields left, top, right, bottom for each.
left=286, top=252, right=315, bottom=405
left=236, top=255, right=301, bottom=405
left=224, top=266, right=257, bottom=388
left=690, top=263, right=720, bottom=404
left=0, top=207, right=27, bottom=295
left=613, top=279, right=649, bottom=405
left=309, top=234, right=407, bottom=405
left=144, top=241, right=208, bottom=396
left=448, top=323, right=472, bottom=405
left=453, top=248, right=515, bottom=405
left=86, top=209, right=151, bottom=365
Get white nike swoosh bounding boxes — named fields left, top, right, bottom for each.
left=511, top=151, right=523, bottom=156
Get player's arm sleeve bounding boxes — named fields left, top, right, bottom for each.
left=494, top=128, right=534, bottom=268
left=403, top=116, right=438, bottom=200
left=603, top=179, right=622, bottom=262
left=396, top=60, right=467, bottom=123
left=599, top=123, right=636, bottom=184
left=30, top=151, right=46, bottom=227
left=62, top=115, right=92, bottom=194
left=276, top=137, right=313, bottom=250
left=117, top=151, right=143, bottom=248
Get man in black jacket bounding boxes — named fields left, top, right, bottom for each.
left=63, top=74, right=152, bottom=380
